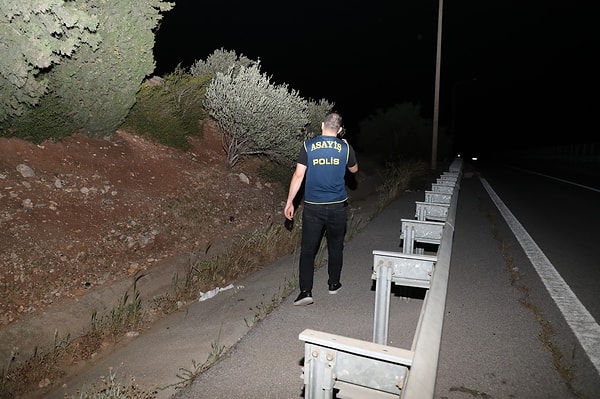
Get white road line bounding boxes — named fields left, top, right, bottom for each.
left=480, top=177, right=600, bottom=375
left=511, top=167, right=600, bottom=193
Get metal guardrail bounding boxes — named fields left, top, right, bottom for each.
left=400, top=160, right=461, bottom=399
left=299, top=158, right=463, bottom=399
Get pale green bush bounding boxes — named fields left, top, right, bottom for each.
left=189, top=48, right=255, bottom=78
left=305, top=98, right=335, bottom=138
left=204, top=62, right=311, bottom=168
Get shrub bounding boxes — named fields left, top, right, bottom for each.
left=305, top=98, right=335, bottom=138
left=204, top=62, right=310, bottom=168
left=3, top=93, right=79, bottom=143
left=123, top=66, right=210, bottom=149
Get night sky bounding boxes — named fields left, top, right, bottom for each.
left=153, top=1, right=599, bottom=156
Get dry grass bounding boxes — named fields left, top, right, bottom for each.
left=375, top=159, right=429, bottom=213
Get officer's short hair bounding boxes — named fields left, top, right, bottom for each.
left=323, top=112, right=342, bottom=132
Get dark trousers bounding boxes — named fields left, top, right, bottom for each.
left=299, top=202, right=348, bottom=292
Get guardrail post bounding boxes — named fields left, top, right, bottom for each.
left=303, top=342, right=335, bottom=399
left=373, top=262, right=393, bottom=345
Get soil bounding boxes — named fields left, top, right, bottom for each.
left=0, top=121, right=289, bottom=328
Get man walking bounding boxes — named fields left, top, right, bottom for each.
left=284, top=112, right=358, bottom=306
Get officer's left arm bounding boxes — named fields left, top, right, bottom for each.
left=345, top=141, right=358, bottom=173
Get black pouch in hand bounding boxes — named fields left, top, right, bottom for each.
left=284, top=218, right=294, bottom=231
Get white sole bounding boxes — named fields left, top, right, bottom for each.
left=293, top=298, right=314, bottom=306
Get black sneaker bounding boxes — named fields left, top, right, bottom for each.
left=293, top=290, right=313, bottom=306
left=328, top=282, right=342, bottom=295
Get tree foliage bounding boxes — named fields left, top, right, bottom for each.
left=0, top=0, right=100, bottom=122
left=357, top=103, right=435, bottom=162
left=46, top=0, right=174, bottom=137
left=1, top=0, right=174, bottom=139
